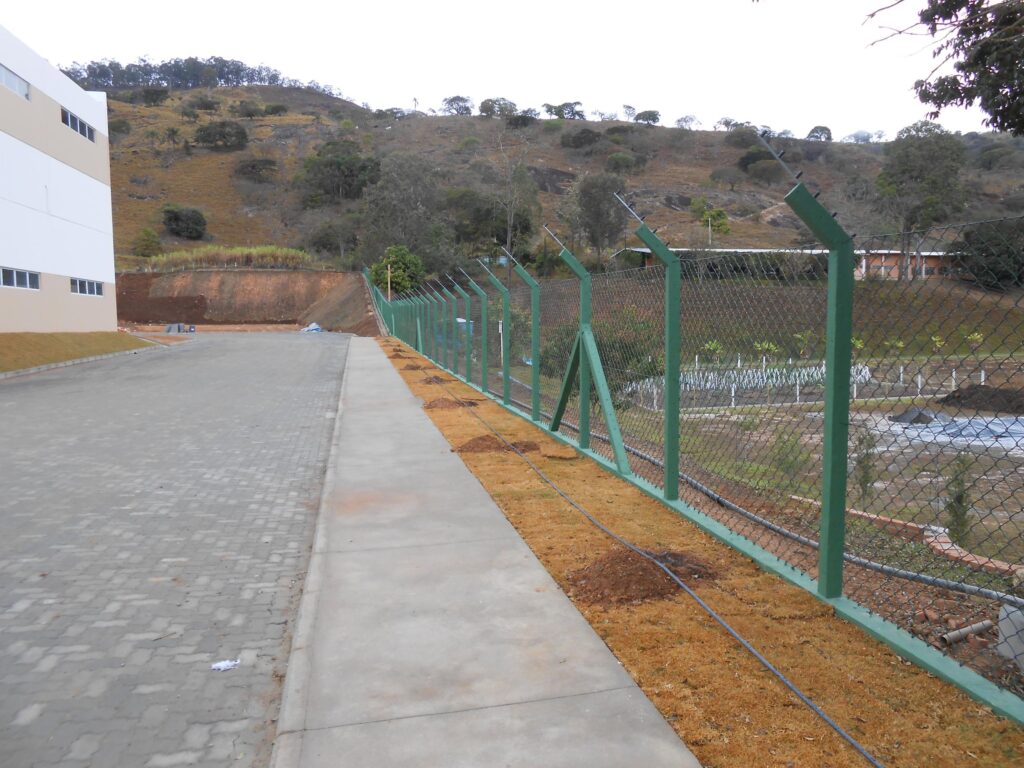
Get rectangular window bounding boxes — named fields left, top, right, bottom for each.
left=59, top=107, right=96, bottom=143
left=1, top=267, right=40, bottom=290
left=70, top=277, right=103, bottom=296
left=0, top=63, right=30, bottom=100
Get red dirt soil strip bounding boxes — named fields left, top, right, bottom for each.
left=116, top=271, right=378, bottom=335
left=455, top=435, right=540, bottom=454
left=423, top=397, right=479, bottom=410
left=566, top=547, right=718, bottom=607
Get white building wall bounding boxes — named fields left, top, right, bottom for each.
left=0, top=25, right=107, bottom=132
left=0, top=131, right=114, bottom=283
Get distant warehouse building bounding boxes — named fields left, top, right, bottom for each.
left=0, top=25, right=116, bottom=332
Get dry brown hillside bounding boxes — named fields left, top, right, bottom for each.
left=108, top=86, right=1024, bottom=258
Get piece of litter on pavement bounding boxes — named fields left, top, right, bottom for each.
left=211, top=658, right=241, bottom=671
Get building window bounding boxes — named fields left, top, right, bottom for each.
left=1, top=267, right=40, bottom=290
left=60, top=107, right=96, bottom=142
left=0, top=63, right=30, bottom=100
left=70, top=278, right=103, bottom=296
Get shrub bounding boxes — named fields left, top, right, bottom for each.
left=944, top=453, right=972, bottom=546
left=725, top=126, right=759, bottom=148
left=369, top=245, right=425, bottom=293
left=852, top=429, right=879, bottom=508
left=263, top=104, right=288, bottom=116
left=234, top=157, right=279, bottom=183
left=108, top=118, right=131, bottom=142
left=187, top=94, right=220, bottom=112
left=131, top=227, right=162, bottom=257
left=604, top=125, right=635, bottom=138
left=542, top=119, right=564, bottom=133
left=746, top=158, right=785, bottom=184
left=505, top=113, right=536, bottom=129
left=231, top=100, right=264, bottom=120
left=738, top=147, right=774, bottom=172
left=194, top=121, right=248, bottom=151
left=139, top=87, right=170, bottom=106
left=162, top=205, right=207, bottom=240
left=561, top=128, right=602, bottom=149
left=299, top=140, right=381, bottom=206
left=606, top=152, right=635, bottom=173
left=304, top=220, right=357, bottom=256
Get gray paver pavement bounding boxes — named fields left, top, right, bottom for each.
left=272, top=337, right=700, bottom=767
left=0, top=333, right=348, bottom=767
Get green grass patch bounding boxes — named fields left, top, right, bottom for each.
left=116, top=245, right=319, bottom=273
left=0, top=332, right=152, bottom=373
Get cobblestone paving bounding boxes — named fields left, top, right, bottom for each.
left=0, top=333, right=349, bottom=767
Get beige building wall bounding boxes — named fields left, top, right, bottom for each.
left=0, top=85, right=110, bottom=185
left=0, top=273, right=117, bottom=332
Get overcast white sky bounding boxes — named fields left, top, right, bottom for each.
left=4, top=0, right=991, bottom=139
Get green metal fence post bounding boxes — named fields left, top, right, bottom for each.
left=448, top=277, right=472, bottom=385
left=439, top=284, right=458, bottom=377
left=634, top=223, right=681, bottom=501
left=546, top=230, right=631, bottom=476
left=784, top=182, right=855, bottom=600
left=462, top=269, right=489, bottom=394
left=511, top=257, right=542, bottom=422
left=478, top=260, right=512, bottom=405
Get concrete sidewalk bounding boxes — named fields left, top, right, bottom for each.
left=272, top=337, right=700, bottom=767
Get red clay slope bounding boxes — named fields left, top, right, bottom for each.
left=116, top=271, right=379, bottom=335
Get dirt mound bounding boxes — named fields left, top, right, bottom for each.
left=938, top=384, right=1024, bottom=414
left=116, top=271, right=378, bottom=334
left=421, top=376, right=452, bottom=385
left=456, top=435, right=540, bottom=454
left=424, top=398, right=479, bottom=410
left=567, top=548, right=716, bottom=607
left=402, top=363, right=427, bottom=370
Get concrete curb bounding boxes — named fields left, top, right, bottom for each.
left=0, top=338, right=171, bottom=381
left=269, top=340, right=352, bottom=768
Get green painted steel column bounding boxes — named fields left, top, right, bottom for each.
left=439, top=284, right=458, bottom=374
left=559, top=247, right=592, bottom=448
left=428, top=289, right=445, bottom=366
left=785, top=183, right=855, bottom=599
left=479, top=261, right=512, bottom=405
left=464, top=273, right=489, bottom=393
left=449, top=279, right=472, bottom=385
left=635, top=224, right=681, bottom=500
left=512, top=261, right=542, bottom=421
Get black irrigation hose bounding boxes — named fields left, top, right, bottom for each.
left=446, top=376, right=886, bottom=768
left=498, top=392, right=1024, bottom=610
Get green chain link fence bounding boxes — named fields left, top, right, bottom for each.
left=364, top=197, right=1024, bottom=723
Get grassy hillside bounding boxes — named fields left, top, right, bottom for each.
left=107, top=85, right=1024, bottom=263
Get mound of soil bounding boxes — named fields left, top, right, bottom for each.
left=424, top=397, right=479, bottom=410
left=402, top=363, right=427, bottom=370
left=938, top=384, right=1024, bottom=414
left=456, top=435, right=540, bottom=454
left=116, top=271, right=378, bottom=335
left=421, top=376, right=452, bottom=385
left=567, top=548, right=717, bottom=607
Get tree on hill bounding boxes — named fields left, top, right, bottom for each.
left=542, top=102, right=585, bottom=120
left=690, top=196, right=730, bottom=236
left=948, top=218, right=1024, bottom=290
left=299, top=140, right=380, bottom=205
left=634, top=110, right=661, bottom=125
left=675, top=115, right=699, bottom=130
left=61, top=55, right=339, bottom=96
left=193, top=120, right=248, bottom=150
left=571, top=173, right=627, bottom=257
left=710, top=167, right=744, bottom=191
left=806, top=125, right=833, bottom=141
left=441, top=95, right=474, bottom=115
left=870, top=1, right=1024, bottom=135
left=360, top=154, right=454, bottom=274
left=622, top=105, right=636, bottom=121
left=162, top=205, right=207, bottom=239
left=479, top=98, right=518, bottom=118
left=875, top=120, right=966, bottom=280
left=369, top=245, right=425, bottom=295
